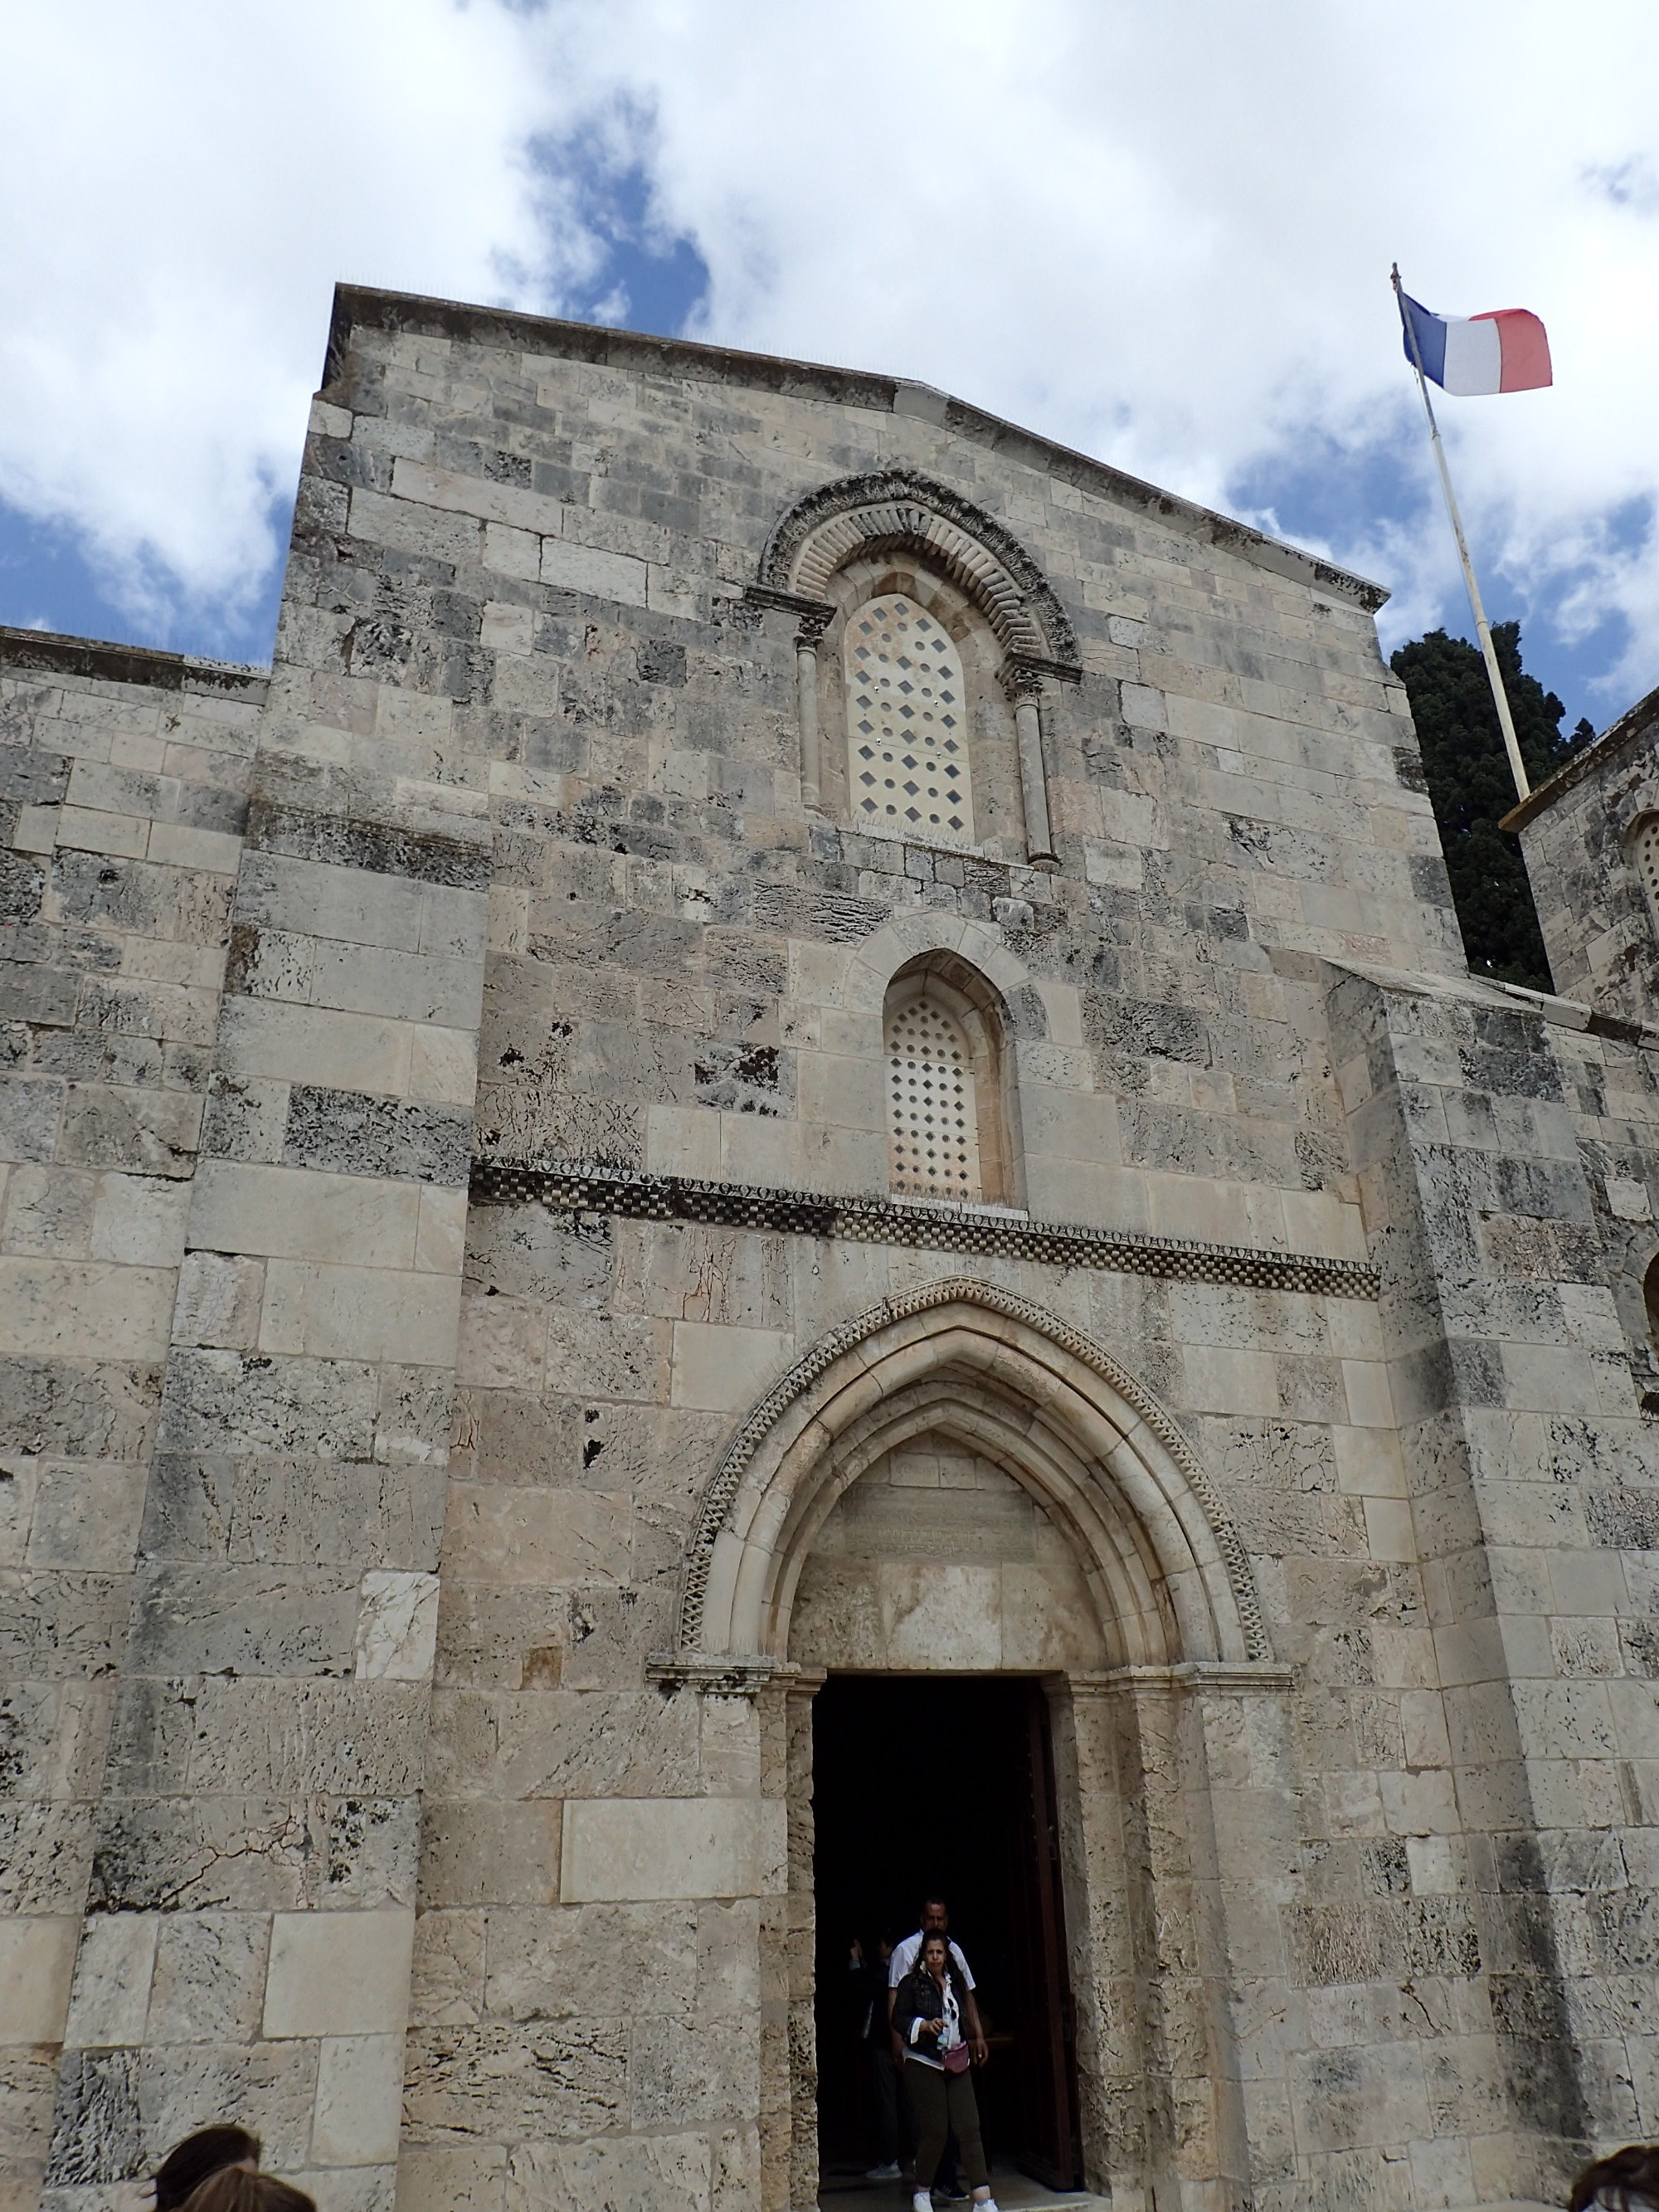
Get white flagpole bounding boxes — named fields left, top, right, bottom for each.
left=1392, top=263, right=1530, bottom=802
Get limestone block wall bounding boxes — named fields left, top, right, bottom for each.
left=0, top=631, right=263, bottom=2203
left=26, top=449, right=498, bottom=2206
left=304, top=289, right=1461, bottom=1253
left=1556, top=1021, right=1659, bottom=1405
left=1508, top=685, right=1659, bottom=1018
left=283, top=296, right=1625, bottom=2210
left=440, top=1187, right=1399, bottom=2209
left=1329, top=962, right=1659, bottom=2203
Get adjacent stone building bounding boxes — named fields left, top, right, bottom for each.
left=4, top=283, right=1659, bottom=2212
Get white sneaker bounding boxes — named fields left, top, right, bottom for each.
left=866, top=2166, right=901, bottom=2183
left=913, top=2193, right=933, bottom=2212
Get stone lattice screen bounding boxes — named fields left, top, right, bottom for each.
left=886, top=990, right=983, bottom=1200
left=844, top=594, right=972, bottom=837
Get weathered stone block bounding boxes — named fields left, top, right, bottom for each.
left=263, top=1907, right=416, bottom=2038
left=561, top=1799, right=766, bottom=1903
left=402, top=2020, right=627, bottom=2145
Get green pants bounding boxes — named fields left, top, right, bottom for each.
left=903, top=2058, right=987, bottom=2191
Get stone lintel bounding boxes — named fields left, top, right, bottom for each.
left=742, top=583, right=837, bottom=626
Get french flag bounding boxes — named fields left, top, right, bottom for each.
left=1399, top=291, right=1552, bottom=395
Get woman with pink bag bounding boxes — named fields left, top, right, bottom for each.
left=890, top=1932, right=999, bottom=2212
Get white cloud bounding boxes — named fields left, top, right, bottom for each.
left=0, top=0, right=575, bottom=633
left=7, top=0, right=1659, bottom=702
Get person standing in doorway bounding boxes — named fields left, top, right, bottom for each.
left=888, top=1898, right=988, bottom=2200
left=852, top=1931, right=904, bottom=2181
left=893, top=1932, right=999, bottom=2212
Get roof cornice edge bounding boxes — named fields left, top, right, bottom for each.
left=0, top=626, right=269, bottom=694
left=1500, top=680, right=1659, bottom=832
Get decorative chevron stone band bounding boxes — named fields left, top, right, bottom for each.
left=469, top=1157, right=1379, bottom=1299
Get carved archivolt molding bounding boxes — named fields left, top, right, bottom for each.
left=671, top=1274, right=1270, bottom=1665
left=757, top=467, right=1082, bottom=675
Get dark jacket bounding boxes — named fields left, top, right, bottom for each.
left=892, top=1959, right=970, bottom=2063
left=847, top=1947, right=888, bottom=2042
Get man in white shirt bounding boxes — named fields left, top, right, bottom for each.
left=888, top=1897, right=989, bottom=2068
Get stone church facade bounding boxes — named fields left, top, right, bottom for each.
left=3, top=285, right=1659, bottom=2212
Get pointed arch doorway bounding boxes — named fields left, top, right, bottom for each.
left=665, top=1279, right=1288, bottom=2212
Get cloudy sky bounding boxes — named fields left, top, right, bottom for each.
left=4, top=0, right=1657, bottom=731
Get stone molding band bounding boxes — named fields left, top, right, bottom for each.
left=640, top=1654, right=1299, bottom=1698
left=469, top=1157, right=1379, bottom=1299
left=1067, top=1662, right=1297, bottom=1696
left=645, top=1653, right=785, bottom=1697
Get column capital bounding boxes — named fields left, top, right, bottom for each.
left=999, top=656, right=1047, bottom=704
left=647, top=1649, right=800, bottom=1698
left=744, top=582, right=836, bottom=636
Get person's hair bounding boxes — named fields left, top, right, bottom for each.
left=920, top=1896, right=948, bottom=1917
left=1570, top=2147, right=1659, bottom=2212
left=179, top=2175, right=316, bottom=2212
left=154, top=2129, right=262, bottom=2212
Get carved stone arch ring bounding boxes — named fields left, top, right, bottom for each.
left=754, top=465, right=1082, bottom=676
left=669, top=1275, right=1272, bottom=1668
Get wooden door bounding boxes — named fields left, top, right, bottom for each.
left=1005, top=1683, right=1083, bottom=2189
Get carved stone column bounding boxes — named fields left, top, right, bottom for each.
left=794, top=607, right=834, bottom=812
left=783, top=1666, right=825, bottom=2212
left=751, top=1663, right=826, bottom=2212
left=1002, top=659, right=1059, bottom=867
left=1062, top=1664, right=1292, bottom=2212
left=742, top=585, right=835, bottom=816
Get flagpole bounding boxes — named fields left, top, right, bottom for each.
left=1391, top=263, right=1530, bottom=802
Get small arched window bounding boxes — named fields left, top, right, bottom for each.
left=1635, top=817, right=1659, bottom=936
left=844, top=595, right=973, bottom=840
left=883, top=959, right=1018, bottom=1207
left=888, top=992, right=982, bottom=1201
left=1645, top=1251, right=1659, bottom=1347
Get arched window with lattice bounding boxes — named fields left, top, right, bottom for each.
left=883, top=959, right=1018, bottom=1207
left=844, top=595, right=973, bottom=840
left=887, top=993, right=981, bottom=1201
left=1635, top=817, right=1659, bottom=939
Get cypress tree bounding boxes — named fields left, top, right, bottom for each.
left=1389, top=621, right=1593, bottom=991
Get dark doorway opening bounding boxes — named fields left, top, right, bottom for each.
left=812, top=1675, right=1083, bottom=2192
